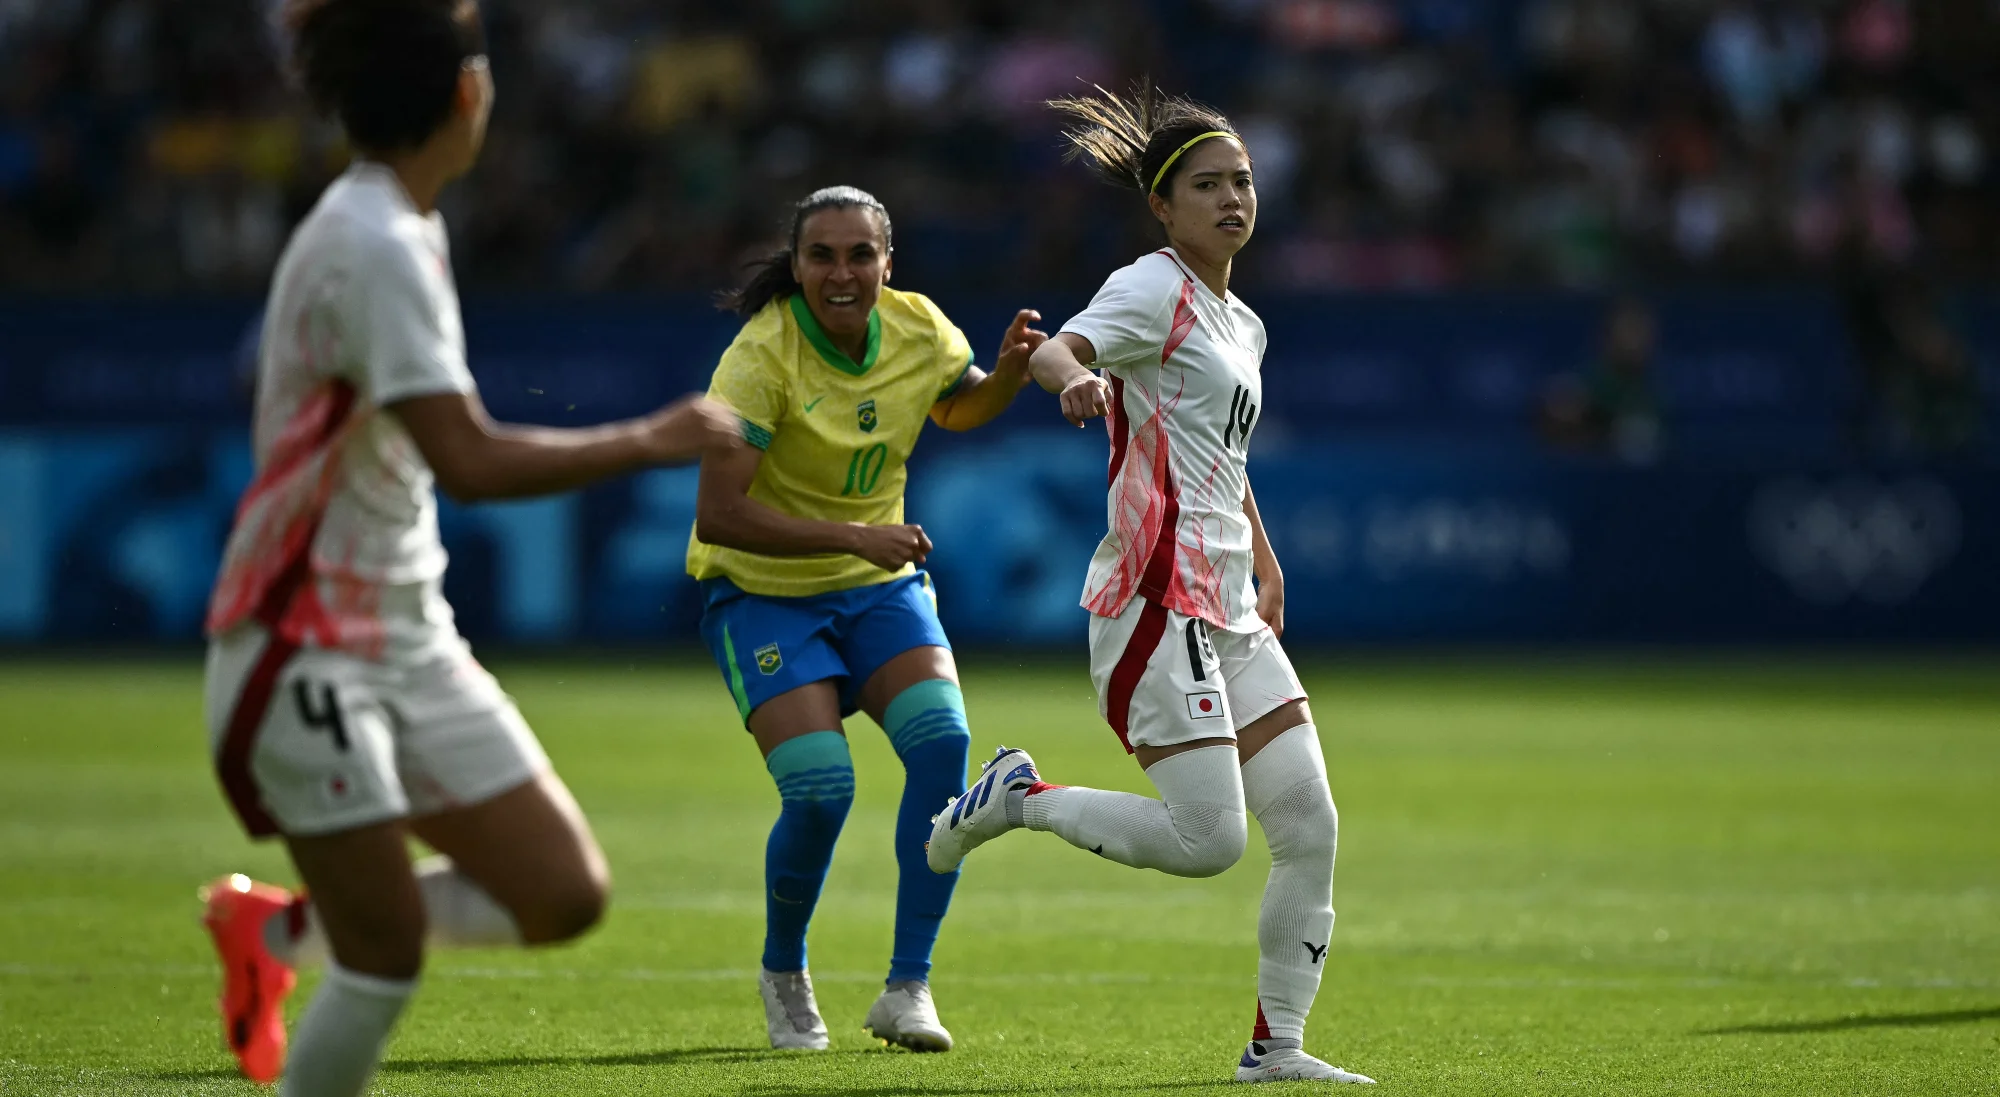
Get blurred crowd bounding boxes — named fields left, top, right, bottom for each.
left=2, top=0, right=1997, bottom=294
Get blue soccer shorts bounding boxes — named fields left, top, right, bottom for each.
left=699, top=571, right=951, bottom=723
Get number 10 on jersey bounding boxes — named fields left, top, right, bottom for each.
left=842, top=443, right=889, bottom=497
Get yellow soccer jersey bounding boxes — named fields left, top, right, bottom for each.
left=686, top=287, right=975, bottom=597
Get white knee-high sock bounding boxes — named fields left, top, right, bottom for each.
left=1241, top=724, right=1338, bottom=1048
left=1011, top=745, right=1246, bottom=878
left=411, top=856, right=523, bottom=948
left=266, top=856, right=521, bottom=966
left=280, top=962, right=415, bottom=1097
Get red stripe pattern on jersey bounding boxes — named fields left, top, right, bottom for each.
left=1106, top=375, right=1129, bottom=487
left=1081, top=249, right=1258, bottom=632
left=1136, top=449, right=1183, bottom=606
left=1162, top=277, right=1198, bottom=363
left=204, top=380, right=360, bottom=647
left=1084, top=373, right=1185, bottom=618
left=1084, top=261, right=1205, bottom=621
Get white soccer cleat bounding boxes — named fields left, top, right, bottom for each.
left=926, top=745, right=1040, bottom=874
left=760, top=967, right=830, bottom=1050
left=863, top=979, right=953, bottom=1052
left=1236, top=1041, right=1376, bottom=1084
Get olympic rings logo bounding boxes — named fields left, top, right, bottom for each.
left=1748, top=477, right=1961, bottom=607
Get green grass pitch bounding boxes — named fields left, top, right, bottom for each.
left=1, top=655, right=1996, bottom=1096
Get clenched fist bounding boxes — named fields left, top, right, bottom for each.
left=1060, top=374, right=1113, bottom=426
left=850, top=523, right=932, bottom=571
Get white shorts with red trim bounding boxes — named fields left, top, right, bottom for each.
left=203, top=624, right=550, bottom=839
left=1087, top=598, right=1306, bottom=753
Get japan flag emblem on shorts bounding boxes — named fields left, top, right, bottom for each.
left=1186, top=691, right=1224, bottom=719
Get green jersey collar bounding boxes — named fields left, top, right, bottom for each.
left=789, top=293, right=881, bottom=376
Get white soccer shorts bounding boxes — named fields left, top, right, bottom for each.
left=203, top=624, right=550, bottom=838
left=1087, top=598, right=1306, bottom=752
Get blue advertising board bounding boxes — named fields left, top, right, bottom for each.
left=1, top=426, right=1995, bottom=646
left=3, top=291, right=1994, bottom=645
left=11, top=289, right=1995, bottom=445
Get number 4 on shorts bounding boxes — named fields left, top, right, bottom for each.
left=291, top=680, right=350, bottom=751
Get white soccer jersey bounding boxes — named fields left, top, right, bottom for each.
left=1061, top=248, right=1266, bottom=633
left=206, top=162, right=476, bottom=659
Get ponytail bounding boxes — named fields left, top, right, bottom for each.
left=719, top=185, right=893, bottom=318
left=719, top=247, right=801, bottom=318
left=1047, top=80, right=1244, bottom=200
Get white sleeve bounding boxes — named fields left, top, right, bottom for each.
left=351, top=235, right=475, bottom=406
left=1059, top=259, right=1176, bottom=370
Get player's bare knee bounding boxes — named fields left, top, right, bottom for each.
left=545, top=890, right=607, bottom=944
left=520, top=866, right=610, bottom=945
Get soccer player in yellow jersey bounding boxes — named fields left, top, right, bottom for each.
left=687, top=186, right=1046, bottom=1052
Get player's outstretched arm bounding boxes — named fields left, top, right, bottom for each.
left=390, top=390, right=740, bottom=503
left=694, top=444, right=931, bottom=573
left=1244, top=477, right=1285, bottom=638
left=930, top=309, right=1047, bottom=431
left=1028, top=332, right=1112, bottom=427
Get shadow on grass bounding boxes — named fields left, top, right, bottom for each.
left=736, top=1086, right=1228, bottom=1097
left=383, top=1050, right=1233, bottom=1094
left=379, top=1046, right=874, bottom=1073
left=1702, top=1005, right=2000, bottom=1035
left=144, top=1051, right=1237, bottom=1093
left=135, top=1047, right=859, bottom=1081
left=139, top=1068, right=242, bottom=1081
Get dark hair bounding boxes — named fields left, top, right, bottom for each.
left=285, top=0, right=487, bottom=153
left=720, top=186, right=893, bottom=318
left=1047, top=80, right=1244, bottom=198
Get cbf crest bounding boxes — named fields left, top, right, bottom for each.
left=856, top=399, right=878, bottom=433
left=754, top=643, right=783, bottom=675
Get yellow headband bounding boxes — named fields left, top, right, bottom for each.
left=1150, top=131, right=1242, bottom=194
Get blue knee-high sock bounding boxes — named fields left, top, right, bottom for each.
left=762, top=731, right=854, bottom=973
left=883, top=680, right=972, bottom=985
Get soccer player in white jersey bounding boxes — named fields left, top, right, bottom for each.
left=194, top=1, right=737, bottom=1093
left=927, top=84, right=1374, bottom=1085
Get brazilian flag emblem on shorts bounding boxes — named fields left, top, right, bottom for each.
left=754, top=643, right=783, bottom=675
left=856, top=399, right=878, bottom=433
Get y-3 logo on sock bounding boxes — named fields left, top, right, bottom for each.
left=1302, top=941, right=1328, bottom=964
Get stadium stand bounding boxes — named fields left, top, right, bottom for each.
left=1, top=0, right=1995, bottom=294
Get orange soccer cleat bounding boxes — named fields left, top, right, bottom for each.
left=199, top=874, right=299, bottom=1084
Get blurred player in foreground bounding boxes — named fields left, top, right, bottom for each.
left=927, top=85, right=1374, bottom=1085
left=197, top=1, right=737, bottom=1092
left=688, top=185, right=1046, bottom=1050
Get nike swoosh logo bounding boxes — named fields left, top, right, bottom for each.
left=1091, top=845, right=1105, bottom=856
left=803, top=397, right=824, bottom=412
